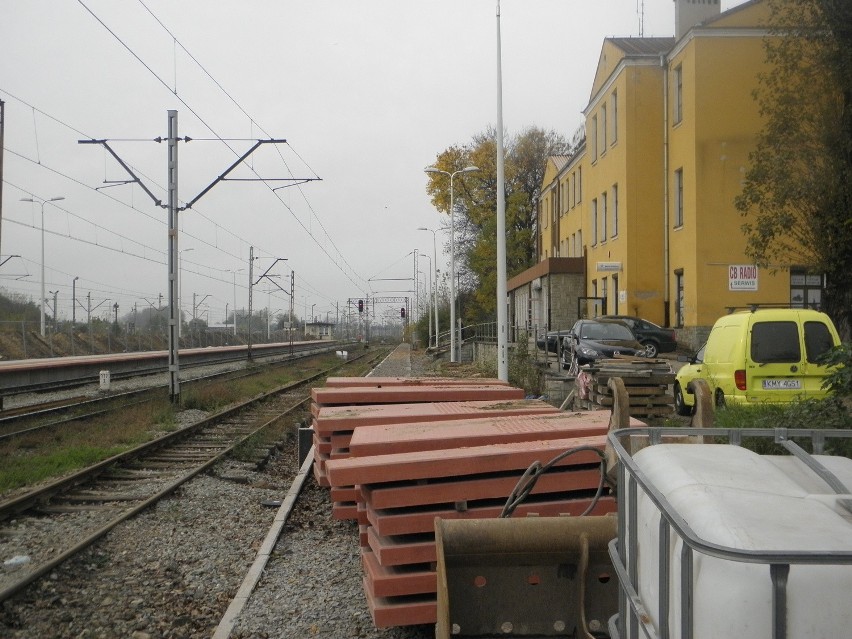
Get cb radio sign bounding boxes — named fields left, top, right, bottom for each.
left=729, top=264, right=758, bottom=291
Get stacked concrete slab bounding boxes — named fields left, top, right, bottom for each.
left=310, top=376, right=631, bottom=628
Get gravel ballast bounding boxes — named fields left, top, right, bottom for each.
left=0, top=344, right=442, bottom=638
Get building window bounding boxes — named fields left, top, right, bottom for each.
left=571, top=172, right=577, bottom=208
left=577, top=230, right=582, bottom=253
left=578, top=166, right=582, bottom=202
left=612, top=274, right=619, bottom=314
left=591, top=115, right=598, bottom=162
left=601, top=276, right=608, bottom=314
left=570, top=233, right=575, bottom=257
left=591, top=198, right=598, bottom=246
left=675, top=269, right=684, bottom=328
left=674, top=168, right=684, bottom=228
left=611, top=184, right=619, bottom=238
left=601, top=192, right=608, bottom=241
left=674, top=64, right=683, bottom=125
left=611, top=90, right=618, bottom=144
left=790, top=268, right=824, bottom=309
left=600, top=105, right=607, bottom=153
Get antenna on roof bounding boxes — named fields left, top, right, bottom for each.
left=637, top=0, right=645, bottom=37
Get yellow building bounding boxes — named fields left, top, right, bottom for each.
left=537, top=0, right=821, bottom=347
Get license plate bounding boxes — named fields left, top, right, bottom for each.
left=762, top=379, right=802, bottom=390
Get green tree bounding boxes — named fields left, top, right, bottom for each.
left=425, top=126, right=569, bottom=322
left=735, top=0, right=852, bottom=338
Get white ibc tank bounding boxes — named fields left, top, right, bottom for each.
left=631, top=444, right=852, bottom=639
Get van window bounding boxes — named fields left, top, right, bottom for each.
left=804, top=321, right=834, bottom=362
left=751, top=322, right=800, bottom=363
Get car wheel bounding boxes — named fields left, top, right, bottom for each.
left=642, top=340, right=659, bottom=358
left=674, top=382, right=692, bottom=416
left=715, top=390, right=726, bottom=408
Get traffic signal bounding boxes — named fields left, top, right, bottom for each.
left=358, top=299, right=364, bottom=313
left=400, top=307, right=406, bottom=318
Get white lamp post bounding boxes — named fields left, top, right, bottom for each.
left=228, top=268, right=244, bottom=336
left=417, top=227, right=440, bottom=348
left=424, top=166, right=478, bottom=362
left=20, top=196, right=65, bottom=336
left=178, top=247, right=194, bottom=339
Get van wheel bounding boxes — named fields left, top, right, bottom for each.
left=642, top=340, right=659, bottom=358
left=715, top=390, right=726, bottom=408
left=674, top=383, right=692, bottom=416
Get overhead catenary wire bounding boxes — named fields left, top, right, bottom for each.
left=76, top=0, right=369, bottom=294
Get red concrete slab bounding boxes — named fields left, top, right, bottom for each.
left=330, top=431, right=354, bottom=450
left=331, top=501, right=359, bottom=521
left=348, top=411, right=617, bottom=457
left=313, top=435, right=332, bottom=455
left=311, top=385, right=525, bottom=407
left=359, top=524, right=369, bottom=548
left=368, top=527, right=437, bottom=566
left=315, top=399, right=557, bottom=435
left=362, top=576, right=437, bottom=628
left=312, top=463, right=330, bottom=488
left=367, top=496, right=616, bottom=536
left=362, top=467, right=604, bottom=510
left=327, top=435, right=607, bottom=487
left=325, top=376, right=508, bottom=387
left=330, top=486, right=358, bottom=503
left=361, top=548, right=436, bottom=597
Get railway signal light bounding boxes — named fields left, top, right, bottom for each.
left=358, top=299, right=364, bottom=313
left=401, top=307, right=406, bottom=318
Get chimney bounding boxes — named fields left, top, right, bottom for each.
left=675, top=0, right=722, bottom=40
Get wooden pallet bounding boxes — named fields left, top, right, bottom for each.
left=582, top=357, right=675, bottom=419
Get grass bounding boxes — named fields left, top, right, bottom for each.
left=0, top=352, right=352, bottom=494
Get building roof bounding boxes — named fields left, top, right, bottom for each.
left=607, top=37, right=676, bottom=57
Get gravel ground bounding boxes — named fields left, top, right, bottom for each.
left=0, top=343, right=443, bottom=638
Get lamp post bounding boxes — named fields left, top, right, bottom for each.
left=228, top=268, right=244, bottom=336
left=418, top=254, right=432, bottom=347
left=20, top=196, right=65, bottom=336
left=72, top=276, right=79, bottom=325
left=178, top=247, right=194, bottom=339
left=423, top=166, right=478, bottom=362
left=495, top=0, right=509, bottom=381
left=417, top=227, right=439, bottom=348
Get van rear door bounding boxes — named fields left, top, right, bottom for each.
left=747, top=316, right=836, bottom=402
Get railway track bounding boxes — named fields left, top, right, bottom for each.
left=0, top=344, right=353, bottom=442
left=0, top=347, right=389, bottom=605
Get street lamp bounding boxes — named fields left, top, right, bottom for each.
left=20, top=196, right=65, bottom=336
left=72, top=276, right=79, bottom=324
left=423, top=166, right=478, bottom=362
left=178, top=247, right=194, bottom=339
left=418, top=254, right=433, bottom=347
left=228, top=268, right=245, bottom=336
left=417, top=227, right=440, bottom=348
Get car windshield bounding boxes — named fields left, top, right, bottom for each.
left=580, top=322, right=634, bottom=341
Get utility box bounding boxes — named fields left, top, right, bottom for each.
left=99, top=370, right=111, bottom=391
left=608, top=428, right=852, bottom=639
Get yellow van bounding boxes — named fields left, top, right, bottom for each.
left=674, top=308, right=840, bottom=414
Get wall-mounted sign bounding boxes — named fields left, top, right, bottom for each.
left=729, top=264, right=758, bottom=291
left=596, top=262, right=622, bottom=272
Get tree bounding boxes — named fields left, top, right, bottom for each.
left=425, top=126, right=569, bottom=321
left=735, top=0, right=852, bottom=338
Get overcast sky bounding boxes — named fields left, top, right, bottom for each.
left=0, top=0, right=748, bottom=327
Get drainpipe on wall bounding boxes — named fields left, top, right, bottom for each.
left=662, top=52, right=671, bottom=326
